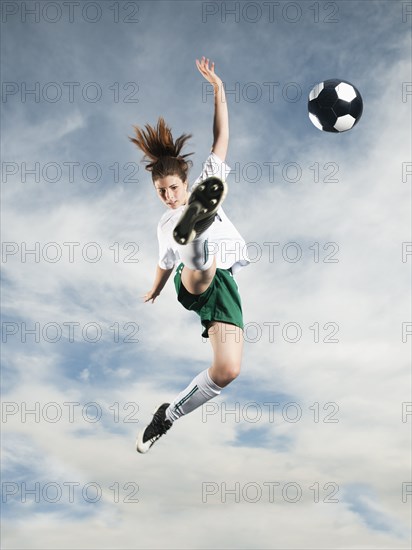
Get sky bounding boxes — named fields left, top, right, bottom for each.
left=1, top=0, right=411, bottom=549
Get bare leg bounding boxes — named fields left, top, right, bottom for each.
left=164, top=320, right=243, bottom=423
left=208, top=321, right=244, bottom=387
left=181, top=255, right=217, bottom=295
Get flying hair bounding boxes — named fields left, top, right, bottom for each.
left=128, top=117, right=194, bottom=183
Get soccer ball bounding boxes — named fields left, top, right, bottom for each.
left=308, top=79, right=363, bottom=133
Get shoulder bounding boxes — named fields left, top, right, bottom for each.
left=157, top=210, right=172, bottom=235
left=206, top=151, right=230, bottom=171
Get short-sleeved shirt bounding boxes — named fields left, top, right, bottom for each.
left=157, top=152, right=250, bottom=275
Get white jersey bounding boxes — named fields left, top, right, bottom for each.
left=157, top=152, right=250, bottom=275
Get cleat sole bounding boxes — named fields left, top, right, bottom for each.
left=173, top=177, right=227, bottom=245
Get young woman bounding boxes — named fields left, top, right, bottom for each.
left=130, top=57, right=250, bottom=453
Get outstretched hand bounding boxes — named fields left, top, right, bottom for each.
left=196, top=56, right=222, bottom=88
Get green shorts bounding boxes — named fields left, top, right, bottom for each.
left=174, top=262, right=244, bottom=338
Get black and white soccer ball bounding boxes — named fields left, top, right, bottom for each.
left=308, top=79, right=363, bottom=133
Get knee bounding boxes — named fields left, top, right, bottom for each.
left=213, top=361, right=241, bottom=387
left=193, top=255, right=214, bottom=271
left=185, top=258, right=208, bottom=271
left=179, top=250, right=214, bottom=272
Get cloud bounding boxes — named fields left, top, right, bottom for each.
left=2, top=3, right=411, bottom=549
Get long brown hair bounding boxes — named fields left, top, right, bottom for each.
left=129, top=117, right=194, bottom=183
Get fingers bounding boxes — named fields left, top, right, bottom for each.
left=142, top=293, right=157, bottom=304
left=196, top=56, right=215, bottom=73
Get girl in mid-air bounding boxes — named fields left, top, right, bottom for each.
left=130, top=56, right=250, bottom=453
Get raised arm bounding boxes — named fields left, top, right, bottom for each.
left=196, top=56, right=229, bottom=162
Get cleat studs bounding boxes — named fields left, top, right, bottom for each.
left=198, top=184, right=205, bottom=191
left=211, top=184, right=219, bottom=191
left=210, top=199, right=217, bottom=205
left=202, top=208, right=208, bottom=214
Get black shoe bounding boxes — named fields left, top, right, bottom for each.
left=136, top=403, right=172, bottom=454
left=173, top=177, right=227, bottom=245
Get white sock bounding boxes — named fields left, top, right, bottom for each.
left=165, top=368, right=222, bottom=422
left=175, top=228, right=214, bottom=271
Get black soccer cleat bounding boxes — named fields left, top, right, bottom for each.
left=136, top=403, right=172, bottom=454
left=173, top=177, right=227, bottom=245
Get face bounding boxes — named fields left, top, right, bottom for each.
left=154, top=175, right=189, bottom=209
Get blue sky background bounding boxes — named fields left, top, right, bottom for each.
left=1, top=1, right=411, bottom=548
